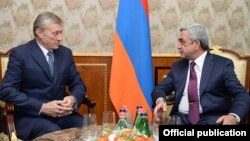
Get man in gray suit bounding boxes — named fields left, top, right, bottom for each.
left=0, top=12, right=86, bottom=140
left=152, top=23, right=250, bottom=125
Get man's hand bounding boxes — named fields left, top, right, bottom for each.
left=153, top=99, right=167, bottom=121
left=216, top=114, right=238, bottom=125
left=61, top=96, right=75, bottom=108
left=41, top=100, right=73, bottom=118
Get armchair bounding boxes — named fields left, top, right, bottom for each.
left=210, top=45, right=249, bottom=124
left=162, top=46, right=249, bottom=119
left=0, top=50, right=96, bottom=141
left=210, top=45, right=248, bottom=87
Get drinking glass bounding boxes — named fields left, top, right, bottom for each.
left=82, top=113, right=97, bottom=141
left=167, top=115, right=182, bottom=125
left=102, top=111, right=116, bottom=135
left=152, top=110, right=168, bottom=141
left=154, top=109, right=169, bottom=124
left=152, top=123, right=159, bottom=141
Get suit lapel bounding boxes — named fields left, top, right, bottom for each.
left=176, top=60, right=189, bottom=103
left=200, top=53, right=214, bottom=95
left=30, top=40, right=53, bottom=81
left=53, top=50, right=61, bottom=83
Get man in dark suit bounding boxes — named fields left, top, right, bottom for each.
left=152, top=23, right=250, bottom=125
left=0, top=12, right=86, bottom=140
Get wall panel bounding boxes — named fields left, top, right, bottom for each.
left=73, top=55, right=250, bottom=124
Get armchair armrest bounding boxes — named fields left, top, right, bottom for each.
left=1, top=95, right=96, bottom=141
left=2, top=102, right=15, bottom=141
left=166, top=92, right=175, bottom=105
left=82, top=95, right=96, bottom=113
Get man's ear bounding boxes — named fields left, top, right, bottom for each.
left=195, top=40, right=201, bottom=49
left=35, top=28, right=43, bottom=36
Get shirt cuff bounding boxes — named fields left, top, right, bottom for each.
left=229, top=113, right=240, bottom=124
left=72, top=96, right=78, bottom=110
left=39, top=104, right=44, bottom=115
left=156, top=97, right=166, bottom=105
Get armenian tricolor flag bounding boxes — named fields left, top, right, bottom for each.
left=109, top=0, right=154, bottom=122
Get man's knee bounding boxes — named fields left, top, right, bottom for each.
left=29, top=121, right=61, bottom=140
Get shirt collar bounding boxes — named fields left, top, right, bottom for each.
left=190, top=51, right=207, bottom=69
left=36, top=41, right=52, bottom=56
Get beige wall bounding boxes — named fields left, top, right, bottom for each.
left=0, top=0, right=250, bottom=55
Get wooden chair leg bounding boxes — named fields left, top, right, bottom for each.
left=5, top=103, right=15, bottom=141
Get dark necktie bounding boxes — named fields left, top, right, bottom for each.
left=47, top=51, right=54, bottom=77
left=188, top=61, right=199, bottom=124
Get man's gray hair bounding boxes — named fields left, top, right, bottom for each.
left=33, top=12, right=63, bottom=37
left=180, top=23, right=209, bottom=50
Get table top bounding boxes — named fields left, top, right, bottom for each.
left=33, top=125, right=154, bottom=141
left=33, top=128, right=79, bottom=141
left=33, top=126, right=103, bottom=141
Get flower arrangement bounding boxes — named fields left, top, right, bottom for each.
left=97, top=129, right=153, bottom=141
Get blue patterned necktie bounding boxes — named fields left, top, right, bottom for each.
left=47, top=51, right=54, bottom=77
left=188, top=61, right=199, bottom=124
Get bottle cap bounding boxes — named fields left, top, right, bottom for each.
left=119, top=112, right=126, bottom=118
left=140, top=112, right=147, bottom=117
left=136, top=105, right=143, bottom=109
left=119, top=108, right=126, bottom=113
left=138, top=108, right=144, bottom=113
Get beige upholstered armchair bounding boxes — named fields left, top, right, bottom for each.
left=210, top=45, right=249, bottom=123
left=164, top=46, right=249, bottom=120
left=0, top=50, right=96, bottom=141
left=0, top=51, right=16, bottom=141
left=210, top=45, right=248, bottom=88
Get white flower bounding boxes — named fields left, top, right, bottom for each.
left=108, top=134, right=116, bottom=141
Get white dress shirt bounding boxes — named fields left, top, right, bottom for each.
left=36, top=41, right=52, bottom=62
left=178, top=51, right=207, bottom=114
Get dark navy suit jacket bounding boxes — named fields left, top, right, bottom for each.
left=0, top=39, right=86, bottom=138
left=152, top=52, right=250, bottom=124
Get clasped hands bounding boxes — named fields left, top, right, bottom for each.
left=41, top=96, right=75, bottom=118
